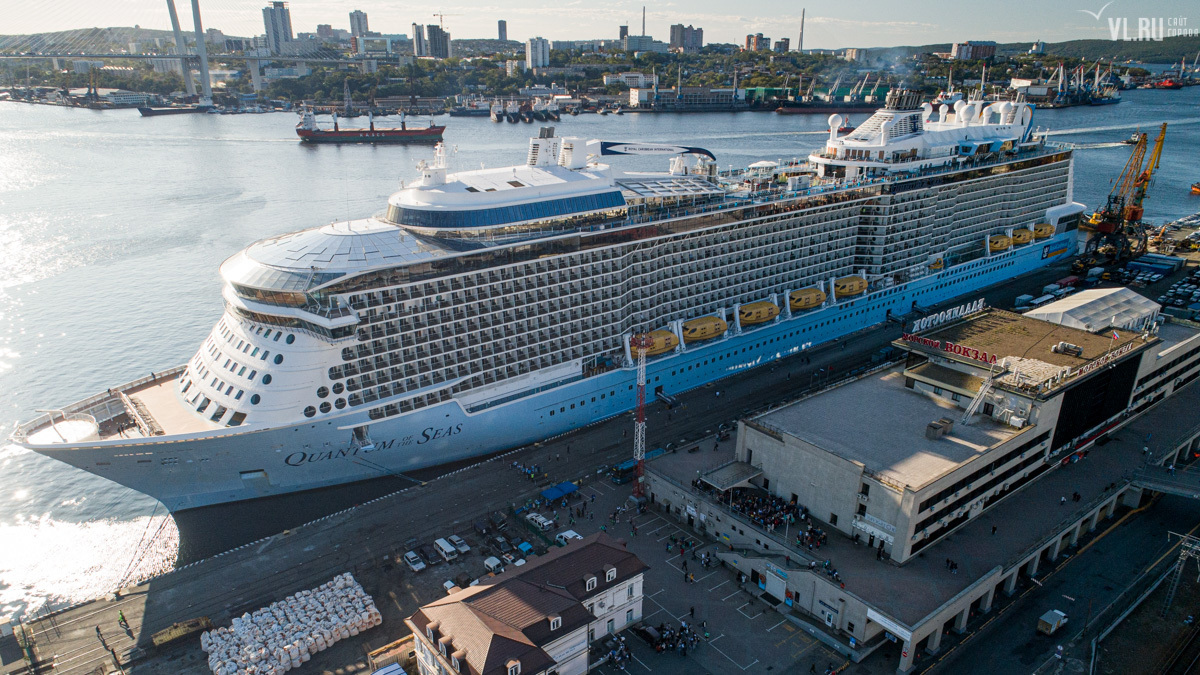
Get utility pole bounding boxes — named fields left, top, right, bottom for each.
left=1162, top=532, right=1200, bottom=616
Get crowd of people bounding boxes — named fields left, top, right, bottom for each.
left=604, top=635, right=634, bottom=670
left=650, top=620, right=706, bottom=656
left=725, top=487, right=803, bottom=532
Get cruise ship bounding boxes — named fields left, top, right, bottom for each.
left=13, top=90, right=1085, bottom=511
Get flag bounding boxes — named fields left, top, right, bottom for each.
left=1111, top=330, right=1119, bottom=340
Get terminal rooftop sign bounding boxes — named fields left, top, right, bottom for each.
left=900, top=333, right=1001, bottom=365
left=909, top=298, right=986, bottom=333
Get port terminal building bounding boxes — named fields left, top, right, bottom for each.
left=645, top=292, right=1200, bottom=672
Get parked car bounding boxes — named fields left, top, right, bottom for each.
left=525, top=512, right=555, bottom=531
left=473, top=521, right=491, bottom=537
left=403, top=551, right=426, bottom=573
left=489, top=511, right=508, bottom=529
left=442, top=580, right=461, bottom=595
left=490, top=535, right=512, bottom=555
left=484, top=556, right=505, bottom=574
left=418, top=544, right=441, bottom=566
left=555, top=530, right=584, bottom=546
left=448, top=534, right=471, bottom=554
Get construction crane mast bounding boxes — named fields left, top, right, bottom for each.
left=1085, top=122, right=1167, bottom=259
left=630, top=333, right=653, bottom=498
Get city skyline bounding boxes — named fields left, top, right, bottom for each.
left=6, top=0, right=1196, bottom=49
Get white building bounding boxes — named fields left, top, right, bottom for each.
left=406, top=534, right=646, bottom=675
left=262, top=1, right=293, bottom=55
left=527, top=37, right=550, bottom=70
left=602, top=72, right=658, bottom=87
left=412, top=23, right=428, bottom=57
left=506, top=59, right=526, bottom=77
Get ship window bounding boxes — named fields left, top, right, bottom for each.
left=335, top=398, right=346, bottom=409
left=262, top=374, right=273, bottom=385
left=263, top=329, right=272, bottom=338
left=250, top=394, right=261, bottom=405
left=319, top=401, right=332, bottom=414
left=560, top=407, right=565, bottom=412
left=550, top=410, right=555, bottom=416
left=223, top=359, right=231, bottom=368
left=251, top=347, right=259, bottom=356
left=228, top=412, right=247, bottom=426
left=238, top=367, right=247, bottom=376
left=197, top=398, right=211, bottom=413
left=249, top=370, right=257, bottom=380
left=237, top=340, right=245, bottom=349
left=261, top=350, right=269, bottom=360
left=274, top=333, right=282, bottom=341
left=286, top=334, right=296, bottom=344
left=570, top=404, right=575, bottom=409
left=235, top=390, right=244, bottom=400
left=211, top=405, right=227, bottom=421
left=333, top=382, right=344, bottom=394
left=303, top=406, right=316, bottom=418
left=317, top=386, right=329, bottom=398
left=274, top=354, right=284, bottom=365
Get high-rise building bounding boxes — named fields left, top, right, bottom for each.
left=526, top=37, right=550, bottom=69
left=411, top=23, right=428, bottom=57
left=349, top=10, right=369, bottom=37
left=262, top=1, right=293, bottom=55
left=619, top=25, right=629, bottom=40
left=498, top=20, right=507, bottom=42
left=316, top=24, right=333, bottom=39
left=669, top=24, right=703, bottom=53
left=427, top=24, right=451, bottom=59
left=950, top=41, right=997, bottom=60
left=745, top=33, right=770, bottom=51
left=773, top=38, right=790, bottom=52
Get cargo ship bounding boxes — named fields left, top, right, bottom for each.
left=14, top=90, right=1084, bottom=511
left=138, top=104, right=214, bottom=116
left=296, top=109, right=444, bottom=144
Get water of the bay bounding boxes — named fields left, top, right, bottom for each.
left=1, top=86, right=1199, bottom=619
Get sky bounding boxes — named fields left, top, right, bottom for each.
left=5, top=0, right=1198, bottom=49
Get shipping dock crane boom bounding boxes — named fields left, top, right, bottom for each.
left=1086, top=122, right=1167, bottom=259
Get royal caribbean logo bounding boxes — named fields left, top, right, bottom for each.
left=1079, top=2, right=1196, bottom=40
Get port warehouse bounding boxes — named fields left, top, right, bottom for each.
left=644, top=292, right=1200, bottom=673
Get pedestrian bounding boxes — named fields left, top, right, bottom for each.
left=945, top=558, right=950, bottom=569
left=1060, top=496, right=1066, bottom=506
left=1169, top=464, right=1176, bottom=476
left=118, top=611, right=126, bottom=626
left=690, top=606, right=695, bottom=618
left=683, top=560, right=688, bottom=572
left=590, top=494, right=595, bottom=503
left=810, top=664, right=818, bottom=674
left=991, top=525, right=998, bottom=535
left=689, top=573, right=695, bottom=583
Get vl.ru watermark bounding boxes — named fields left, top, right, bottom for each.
left=1106, top=16, right=1195, bottom=41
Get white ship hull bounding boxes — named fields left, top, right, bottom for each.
left=24, top=231, right=1076, bottom=511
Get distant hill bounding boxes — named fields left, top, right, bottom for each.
left=864, top=35, right=1200, bottom=63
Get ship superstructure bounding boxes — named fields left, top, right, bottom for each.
left=14, top=90, right=1085, bottom=511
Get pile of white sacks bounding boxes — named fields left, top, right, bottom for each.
left=200, top=573, right=382, bottom=675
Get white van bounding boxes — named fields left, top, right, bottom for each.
left=434, top=538, right=459, bottom=562
left=555, top=530, right=584, bottom=546
left=484, top=556, right=505, bottom=574
left=525, top=512, right=554, bottom=531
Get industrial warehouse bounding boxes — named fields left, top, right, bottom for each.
left=645, top=289, right=1200, bottom=672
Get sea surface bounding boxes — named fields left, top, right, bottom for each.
left=1, top=87, right=1199, bottom=619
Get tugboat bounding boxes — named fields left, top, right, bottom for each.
left=505, top=101, right=520, bottom=123
left=1123, top=132, right=1140, bottom=145
left=490, top=101, right=504, bottom=123
left=295, top=109, right=443, bottom=144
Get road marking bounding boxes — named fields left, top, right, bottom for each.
left=737, top=603, right=763, bottom=620
left=695, top=570, right=719, bottom=583
left=766, top=618, right=788, bottom=632
left=709, top=579, right=731, bottom=592
left=631, top=653, right=652, bottom=672
left=721, top=590, right=742, bottom=602
left=707, top=635, right=760, bottom=671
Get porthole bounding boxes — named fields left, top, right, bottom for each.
left=317, top=386, right=329, bottom=398
left=286, top=334, right=296, bottom=344
left=334, top=398, right=346, bottom=409
left=262, top=374, right=273, bottom=385
left=303, top=405, right=316, bottom=418
left=274, top=354, right=284, bottom=365
left=319, top=401, right=331, bottom=414
left=333, top=382, right=344, bottom=394
left=250, top=394, right=261, bottom=405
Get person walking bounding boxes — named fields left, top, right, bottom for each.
left=991, top=525, right=998, bottom=535
left=690, top=606, right=695, bottom=618
left=1060, top=496, right=1066, bottom=506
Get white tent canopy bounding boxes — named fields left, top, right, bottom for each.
left=1024, top=288, right=1160, bottom=333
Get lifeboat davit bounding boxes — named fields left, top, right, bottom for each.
left=636, top=330, right=679, bottom=357
left=833, top=275, right=866, bottom=298
left=1033, top=223, right=1055, bottom=239
left=738, top=301, right=780, bottom=326
left=789, top=287, right=826, bottom=311
left=1011, top=228, right=1034, bottom=245
left=989, top=235, right=1012, bottom=252
left=682, top=316, right=728, bottom=343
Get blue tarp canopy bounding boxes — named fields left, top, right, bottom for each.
left=541, top=481, right=579, bottom=501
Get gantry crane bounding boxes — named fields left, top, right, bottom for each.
left=1085, top=122, right=1167, bottom=259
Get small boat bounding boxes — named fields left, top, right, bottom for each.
left=490, top=101, right=504, bottom=123
left=519, top=103, right=534, bottom=123
left=1123, top=132, right=1140, bottom=145
left=1011, top=228, right=1034, bottom=245
left=789, top=287, right=826, bottom=311
left=1191, top=182, right=1200, bottom=195
left=738, top=301, right=780, bottom=326
left=505, top=101, right=520, bottom=123
left=598, top=108, right=609, bottom=116
left=1154, top=78, right=1184, bottom=90
left=833, top=275, right=866, bottom=298
left=988, top=234, right=1012, bottom=252
left=1034, top=223, right=1055, bottom=239
left=636, top=330, right=679, bottom=357
left=546, top=101, right=561, bottom=121
left=682, top=316, right=728, bottom=343
left=928, top=258, right=945, bottom=271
